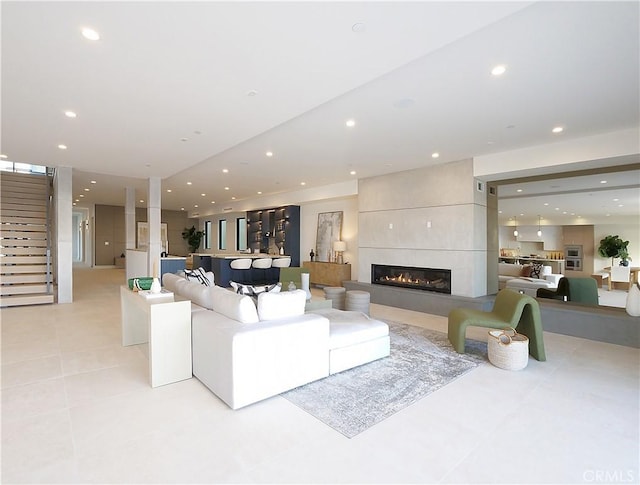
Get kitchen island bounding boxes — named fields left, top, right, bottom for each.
left=499, top=256, right=565, bottom=274
left=192, top=253, right=290, bottom=287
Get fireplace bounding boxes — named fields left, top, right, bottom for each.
left=371, top=264, right=451, bottom=294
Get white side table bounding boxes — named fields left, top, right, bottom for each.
left=120, top=286, right=192, bottom=387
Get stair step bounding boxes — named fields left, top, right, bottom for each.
left=0, top=216, right=47, bottom=225
left=0, top=294, right=54, bottom=307
left=0, top=264, right=50, bottom=274
left=1, top=239, right=48, bottom=248
left=0, top=247, right=47, bottom=256
left=1, top=231, right=48, bottom=239
left=0, top=256, right=48, bottom=264
left=1, top=274, right=48, bottom=283
left=0, top=284, right=48, bottom=295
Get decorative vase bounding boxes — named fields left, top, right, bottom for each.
left=626, top=283, right=640, bottom=317
left=288, top=281, right=296, bottom=292
left=301, top=272, right=312, bottom=300
left=150, top=277, right=161, bottom=294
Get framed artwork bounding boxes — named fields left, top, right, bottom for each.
left=137, top=222, right=168, bottom=253
left=315, top=211, right=343, bottom=262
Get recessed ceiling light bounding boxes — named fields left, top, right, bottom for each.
left=73, top=203, right=76, bottom=206
left=167, top=189, right=172, bottom=193
left=194, top=205, right=198, bottom=208
left=257, top=191, right=262, bottom=195
left=555, top=207, right=560, bottom=210
left=0, top=154, right=7, bottom=159
left=498, top=210, right=502, bottom=214
left=222, top=169, right=229, bottom=173
left=187, top=182, right=192, bottom=185
left=139, top=199, right=144, bottom=203
left=90, top=180, right=96, bottom=184
left=231, top=197, right=236, bottom=200
left=300, top=182, right=306, bottom=186
left=58, top=144, right=67, bottom=150
left=613, top=198, right=619, bottom=201
left=211, top=201, right=215, bottom=204
left=81, top=27, right=100, bottom=41
left=75, top=199, right=79, bottom=202
left=544, top=203, right=549, bottom=206
left=491, top=64, right=507, bottom=76
left=64, top=110, right=77, bottom=118
left=181, top=207, right=185, bottom=211
left=79, top=194, right=84, bottom=198
left=519, top=213, right=524, bottom=216
left=600, top=180, right=607, bottom=184
left=516, top=189, right=523, bottom=193
left=266, top=151, right=273, bottom=157
left=552, top=126, right=564, bottom=133
left=346, top=119, right=356, bottom=127
left=224, top=187, right=230, bottom=191
left=618, top=204, right=624, bottom=207
left=84, top=188, right=90, bottom=192
left=201, top=193, right=206, bottom=197
left=350, top=171, right=356, bottom=175
left=431, top=152, right=439, bottom=159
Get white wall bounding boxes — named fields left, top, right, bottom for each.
left=593, top=223, right=640, bottom=272
left=300, top=196, right=359, bottom=277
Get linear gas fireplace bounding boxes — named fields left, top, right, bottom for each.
left=371, top=264, right=451, bottom=294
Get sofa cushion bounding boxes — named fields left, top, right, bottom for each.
left=308, top=308, right=389, bottom=350
left=499, top=263, right=525, bottom=277
left=210, top=285, right=259, bottom=324
left=180, top=280, right=215, bottom=310
left=520, top=265, right=532, bottom=277
left=257, top=289, right=306, bottom=321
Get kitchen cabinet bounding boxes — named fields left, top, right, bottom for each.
left=246, top=205, right=300, bottom=265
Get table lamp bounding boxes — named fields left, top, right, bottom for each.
left=333, top=240, right=347, bottom=264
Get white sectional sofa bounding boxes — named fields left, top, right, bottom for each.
left=163, top=273, right=390, bottom=409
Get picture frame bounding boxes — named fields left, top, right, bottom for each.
left=137, top=222, right=169, bottom=253
left=315, top=211, right=343, bottom=262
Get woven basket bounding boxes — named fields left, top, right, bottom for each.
left=488, top=327, right=529, bottom=371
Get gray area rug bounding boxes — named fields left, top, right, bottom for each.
left=282, top=322, right=487, bottom=438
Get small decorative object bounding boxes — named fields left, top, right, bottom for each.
left=288, top=281, right=296, bottom=292
left=618, top=249, right=631, bottom=266
left=310, top=249, right=315, bottom=261
left=150, top=277, right=161, bottom=294
left=280, top=244, right=285, bottom=255
left=301, top=273, right=312, bottom=300
left=487, top=327, right=529, bottom=371
left=333, top=240, right=347, bottom=264
left=626, top=283, right=640, bottom=317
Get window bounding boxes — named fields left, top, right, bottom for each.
left=204, top=221, right=212, bottom=249
left=218, top=219, right=227, bottom=250
left=236, top=217, right=247, bottom=251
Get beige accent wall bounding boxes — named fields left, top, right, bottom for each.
left=563, top=225, right=595, bottom=277
left=358, top=159, right=488, bottom=297
left=94, top=205, right=194, bottom=265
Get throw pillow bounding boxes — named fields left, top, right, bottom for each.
left=530, top=262, right=543, bottom=279
left=257, top=289, right=306, bottom=321
left=520, top=265, right=532, bottom=277
left=229, top=281, right=281, bottom=297
left=182, top=267, right=215, bottom=286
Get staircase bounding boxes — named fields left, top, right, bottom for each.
left=1, top=171, right=55, bottom=307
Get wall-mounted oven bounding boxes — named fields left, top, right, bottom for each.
left=565, top=258, right=582, bottom=271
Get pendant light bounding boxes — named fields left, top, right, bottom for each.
left=537, top=215, right=542, bottom=237
left=513, top=216, right=518, bottom=237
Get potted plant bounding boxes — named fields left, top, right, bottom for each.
left=617, top=248, right=632, bottom=267
left=597, top=234, right=630, bottom=267
left=182, top=225, right=204, bottom=253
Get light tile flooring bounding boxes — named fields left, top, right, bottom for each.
left=1, top=268, right=638, bottom=484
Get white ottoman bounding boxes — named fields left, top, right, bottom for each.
left=506, top=278, right=556, bottom=297
left=345, top=290, right=371, bottom=315
left=309, top=308, right=390, bottom=374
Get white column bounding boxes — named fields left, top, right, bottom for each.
left=125, top=187, right=136, bottom=250
left=55, top=167, right=73, bottom=303
left=147, top=177, right=161, bottom=278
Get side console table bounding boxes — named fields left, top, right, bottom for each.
left=120, top=286, right=192, bottom=387
left=302, top=261, right=351, bottom=287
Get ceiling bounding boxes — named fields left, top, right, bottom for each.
left=2, top=1, right=639, bottom=223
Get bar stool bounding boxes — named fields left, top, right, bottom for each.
left=324, top=286, right=346, bottom=310
left=252, top=257, right=273, bottom=285
left=230, top=258, right=252, bottom=285
left=271, top=257, right=291, bottom=283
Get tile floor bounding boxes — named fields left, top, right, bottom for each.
left=1, top=268, right=638, bottom=484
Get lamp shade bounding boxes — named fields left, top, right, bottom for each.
left=333, top=240, right=347, bottom=252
